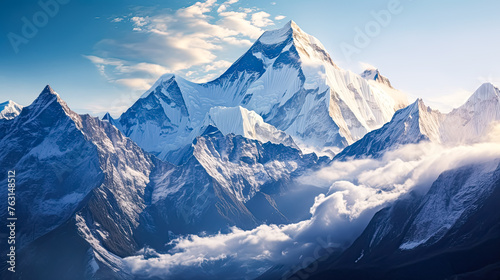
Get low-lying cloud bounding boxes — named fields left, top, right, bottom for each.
left=122, top=129, right=500, bottom=279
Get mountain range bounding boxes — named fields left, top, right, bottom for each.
left=107, top=20, right=407, bottom=163
left=1, top=21, right=499, bottom=280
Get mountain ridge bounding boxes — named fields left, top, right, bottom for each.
left=336, top=82, right=500, bottom=160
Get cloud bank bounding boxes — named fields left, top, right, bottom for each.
left=122, top=125, right=500, bottom=279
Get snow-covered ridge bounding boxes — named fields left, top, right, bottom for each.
left=200, top=106, right=297, bottom=149
left=336, top=82, right=500, bottom=159
left=0, top=100, right=23, bottom=120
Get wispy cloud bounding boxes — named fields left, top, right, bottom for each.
left=86, top=0, right=285, bottom=93
left=251, top=11, right=274, bottom=27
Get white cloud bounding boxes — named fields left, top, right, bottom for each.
left=115, top=78, right=155, bottom=90
left=217, top=0, right=239, bottom=13
left=203, top=60, right=233, bottom=72
left=222, top=36, right=253, bottom=46
left=251, top=11, right=274, bottom=27
left=177, top=0, right=217, bottom=18
left=122, top=133, right=500, bottom=279
left=423, top=88, right=471, bottom=114
left=218, top=11, right=264, bottom=39
left=84, top=55, right=170, bottom=79
left=131, top=16, right=148, bottom=29
left=275, top=15, right=286, bottom=20
left=87, top=0, right=286, bottom=95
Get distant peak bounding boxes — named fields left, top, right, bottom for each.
left=0, top=100, right=23, bottom=119
left=0, top=100, right=15, bottom=107
left=41, top=85, right=56, bottom=95
left=407, top=98, right=422, bottom=109
left=416, top=98, right=429, bottom=107
left=468, top=82, right=500, bottom=103
left=286, top=20, right=299, bottom=30
left=32, top=85, right=65, bottom=109
left=360, top=68, right=380, bottom=79
left=360, top=68, right=393, bottom=88
left=140, top=74, right=176, bottom=99
left=102, top=112, right=114, bottom=121
left=478, top=82, right=499, bottom=93
left=159, top=73, right=175, bottom=81
left=258, top=20, right=299, bottom=45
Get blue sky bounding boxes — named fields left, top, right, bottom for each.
left=1, top=0, right=499, bottom=116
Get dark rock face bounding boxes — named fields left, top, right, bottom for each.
left=0, top=86, right=328, bottom=279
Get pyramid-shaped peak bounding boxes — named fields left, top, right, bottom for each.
left=258, top=20, right=307, bottom=45
left=286, top=20, right=300, bottom=31
left=140, top=73, right=178, bottom=99
left=36, top=85, right=61, bottom=102
left=103, top=112, right=114, bottom=121
left=29, top=85, right=73, bottom=115
left=41, top=85, right=57, bottom=95
left=470, top=82, right=500, bottom=100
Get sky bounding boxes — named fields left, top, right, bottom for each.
left=1, top=0, right=499, bottom=116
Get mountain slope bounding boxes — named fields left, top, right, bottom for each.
left=0, top=86, right=160, bottom=278
left=137, top=126, right=327, bottom=248
left=115, top=20, right=407, bottom=163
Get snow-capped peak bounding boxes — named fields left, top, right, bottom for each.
left=257, top=20, right=295, bottom=45
left=360, top=68, right=393, bottom=88
left=102, top=112, right=114, bottom=122
left=257, top=20, right=336, bottom=67
left=140, top=74, right=177, bottom=99
left=440, top=82, right=500, bottom=143
left=0, top=100, right=23, bottom=120
left=41, top=84, right=57, bottom=96
left=335, top=98, right=443, bottom=159
left=26, top=85, right=82, bottom=127
left=466, top=82, right=500, bottom=103
left=33, top=85, right=64, bottom=106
